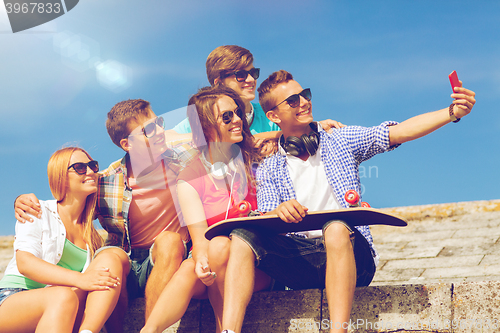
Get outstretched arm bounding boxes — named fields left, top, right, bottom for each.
left=389, top=84, right=476, bottom=146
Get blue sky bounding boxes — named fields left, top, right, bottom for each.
left=1, top=0, right=499, bottom=235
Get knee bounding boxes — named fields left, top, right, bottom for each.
left=323, top=222, right=353, bottom=251
left=95, top=248, right=130, bottom=275
left=208, top=236, right=231, bottom=269
left=153, top=231, right=184, bottom=262
left=177, top=259, right=198, bottom=281
left=50, top=287, right=79, bottom=313
left=230, top=234, right=255, bottom=260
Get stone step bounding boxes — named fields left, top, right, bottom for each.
left=124, top=281, right=500, bottom=333
left=2, top=199, right=499, bottom=332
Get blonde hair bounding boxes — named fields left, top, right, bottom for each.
left=48, top=147, right=103, bottom=257
left=206, top=45, right=254, bottom=86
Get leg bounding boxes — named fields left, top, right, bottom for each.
left=209, top=236, right=272, bottom=333
left=145, top=231, right=185, bottom=319
left=141, top=258, right=206, bottom=333
left=104, top=280, right=129, bottom=333
left=0, top=287, right=79, bottom=333
left=221, top=235, right=257, bottom=333
left=207, top=236, right=230, bottom=332
left=78, top=247, right=130, bottom=333
left=323, top=222, right=356, bottom=333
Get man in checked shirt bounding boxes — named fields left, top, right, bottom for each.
left=212, top=70, right=476, bottom=333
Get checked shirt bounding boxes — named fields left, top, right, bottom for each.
left=256, top=121, right=399, bottom=260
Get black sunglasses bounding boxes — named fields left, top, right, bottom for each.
left=220, top=108, right=244, bottom=124
left=68, top=160, right=99, bottom=175
left=220, top=68, right=260, bottom=82
left=269, top=88, right=312, bottom=110
left=130, top=116, right=165, bottom=138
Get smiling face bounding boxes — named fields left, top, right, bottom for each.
left=213, top=95, right=244, bottom=144
left=124, top=111, right=167, bottom=160
left=218, top=64, right=257, bottom=106
left=266, top=80, right=314, bottom=136
left=67, top=150, right=98, bottom=198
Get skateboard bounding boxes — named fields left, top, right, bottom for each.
left=205, top=190, right=407, bottom=240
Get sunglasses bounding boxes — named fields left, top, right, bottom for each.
left=130, top=116, right=165, bottom=138
left=68, top=160, right=99, bottom=175
left=220, top=68, right=260, bottom=82
left=220, top=108, right=244, bottom=124
left=269, top=88, right=312, bottom=110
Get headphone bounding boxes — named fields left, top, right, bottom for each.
left=200, top=150, right=240, bottom=220
left=279, top=122, right=320, bottom=157
left=200, top=151, right=237, bottom=180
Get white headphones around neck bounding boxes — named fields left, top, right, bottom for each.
left=200, top=151, right=237, bottom=180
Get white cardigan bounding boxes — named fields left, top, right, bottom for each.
left=2, top=200, right=91, bottom=285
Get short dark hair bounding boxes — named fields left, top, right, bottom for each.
left=106, top=99, right=152, bottom=148
left=258, top=70, right=294, bottom=113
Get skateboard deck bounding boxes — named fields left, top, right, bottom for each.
left=205, top=207, right=407, bottom=240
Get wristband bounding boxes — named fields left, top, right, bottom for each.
left=449, top=104, right=460, bottom=123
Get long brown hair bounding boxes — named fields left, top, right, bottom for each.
left=47, top=147, right=103, bottom=257
left=187, top=86, right=261, bottom=185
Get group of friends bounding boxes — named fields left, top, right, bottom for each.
left=0, top=45, right=476, bottom=333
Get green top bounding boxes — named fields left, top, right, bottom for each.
left=57, top=238, right=87, bottom=272
left=0, top=238, right=87, bottom=290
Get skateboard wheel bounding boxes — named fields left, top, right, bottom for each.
left=238, top=201, right=251, bottom=215
left=345, top=190, right=360, bottom=205
left=361, top=202, right=371, bottom=208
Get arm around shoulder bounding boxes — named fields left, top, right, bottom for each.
left=14, top=193, right=41, bottom=223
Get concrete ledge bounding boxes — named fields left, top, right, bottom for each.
left=123, top=281, right=500, bottom=332
left=380, top=199, right=500, bottom=221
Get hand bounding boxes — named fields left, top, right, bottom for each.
left=451, top=82, right=476, bottom=119
left=275, top=199, right=308, bottom=223
left=77, top=267, right=121, bottom=291
left=194, top=256, right=216, bottom=286
left=259, top=139, right=278, bottom=156
left=318, top=119, right=346, bottom=134
left=15, top=193, right=41, bottom=223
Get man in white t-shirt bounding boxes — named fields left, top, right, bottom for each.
left=214, top=70, right=476, bottom=333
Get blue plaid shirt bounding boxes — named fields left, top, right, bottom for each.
left=256, top=121, right=399, bottom=260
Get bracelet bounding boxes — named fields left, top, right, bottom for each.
left=449, top=103, right=461, bottom=123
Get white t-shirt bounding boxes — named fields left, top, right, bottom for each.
left=286, top=147, right=341, bottom=238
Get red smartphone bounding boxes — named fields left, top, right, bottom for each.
left=449, top=71, right=460, bottom=91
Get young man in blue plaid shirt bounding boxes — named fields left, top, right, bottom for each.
left=217, top=70, right=476, bottom=333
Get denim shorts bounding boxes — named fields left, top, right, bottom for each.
left=230, top=220, right=375, bottom=289
left=0, top=288, right=26, bottom=306
left=95, top=240, right=190, bottom=300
